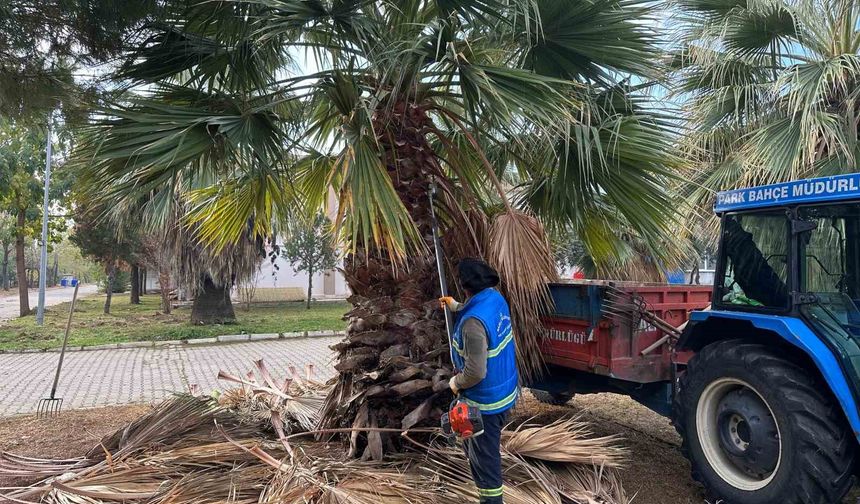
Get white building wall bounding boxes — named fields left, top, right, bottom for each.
left=255, top=248, right=349, bottom=298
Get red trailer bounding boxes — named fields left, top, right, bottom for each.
left=530, top=280, right=712, bottom=415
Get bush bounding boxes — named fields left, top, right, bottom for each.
left=97, top=269, right=130, bottom=293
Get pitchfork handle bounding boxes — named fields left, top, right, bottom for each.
left=49, top=282, right=79, bottom=399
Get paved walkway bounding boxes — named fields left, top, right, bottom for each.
left=0, top=284, right=99, bottom=321
left=0, top=337, right=339, bottom=416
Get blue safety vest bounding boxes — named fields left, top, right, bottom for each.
left=451, top=288, right=519, bottom=415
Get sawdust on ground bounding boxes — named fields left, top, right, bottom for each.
left=1, top=396, right=857, bottom=503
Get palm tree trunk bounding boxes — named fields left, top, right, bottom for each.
left=191, top=274, right=235, bottom=324
left=158, top=266, right=171, bottom=314
left=320, top=101, right=469, bottom=460
left=130, top=264, right=141, bottom=304
left=104, top=262, right=115, bottom=314
left=15, top=209, right=29, bottom=316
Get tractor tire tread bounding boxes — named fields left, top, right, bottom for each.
left=673, top=339, right=856, bottom=504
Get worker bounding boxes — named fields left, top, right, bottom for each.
left=439, top=258, right=519, bottom=504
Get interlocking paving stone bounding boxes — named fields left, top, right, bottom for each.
left=0, top=337, right=339, bottom=416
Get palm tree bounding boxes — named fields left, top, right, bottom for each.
left=672, top=0, right=860, bottom=231
left=76, top=0, right=681, bottom=458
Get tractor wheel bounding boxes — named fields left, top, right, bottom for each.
left=674, top=340, right=856, bottom=504
left=530, top=389, right=573, bottom=406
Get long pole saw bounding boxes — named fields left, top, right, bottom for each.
left=428, top=180, right=454, bottom=343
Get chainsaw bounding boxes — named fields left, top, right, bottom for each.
left=441, top=399, right=484, bottom=440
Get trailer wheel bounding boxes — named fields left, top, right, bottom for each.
left=674, top=340, right=856, bottom=504
left=530, top=389, right=573, bottom=406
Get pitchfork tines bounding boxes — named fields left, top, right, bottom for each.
left=36, top=282, right=80, bottom=418
left=36, top=396, right=63, bottom=418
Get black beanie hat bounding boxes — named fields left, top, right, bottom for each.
left=457, top=258, right=500, bottom=293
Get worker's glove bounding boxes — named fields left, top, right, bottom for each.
left=438, top=296, right=461, bottom=311
left=449, top=376, right=460, bottom=395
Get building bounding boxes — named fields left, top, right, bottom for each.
left=252, top=246, right=349, bottom=301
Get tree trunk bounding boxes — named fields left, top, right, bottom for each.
left=191, top=274, right=235, bottom=324
left=130, top=264, right=141, bottom=304
left=141, top=269, right=147, bottom=295
left=50, top=251, right=58, bottom=287
left=319, top=101, right=474, bottom=460
left=158, top=266, right=171, bottom=314
left=1, top=244, right=10, bottom=290
left=15, top=209, right=30, bottom=316
left=307, top=267, right=313, bottom=309
left=104, top=263, right=115, bottom=314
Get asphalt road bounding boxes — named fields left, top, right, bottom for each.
left=0, top=284, right=99, bottom=321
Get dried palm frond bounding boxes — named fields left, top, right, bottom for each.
left=89, top=394, right=262, bottom=461
left=502, top=417, right=628, bottom=468
left=4, top=385, right=631, bottom=504
left=551, top=464, right=631, bottom=504
left=46, top=466, right=172, bottom=502
left=487, top=210, right=559, bottom=382
left=0, top=452, right=88, bottom=478
left=217, top=359, right=330, bottom=433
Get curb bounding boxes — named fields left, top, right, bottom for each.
left=0, top=330, right=346, bottom=355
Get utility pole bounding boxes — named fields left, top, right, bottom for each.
left=36, top=115, right=53, bottom=325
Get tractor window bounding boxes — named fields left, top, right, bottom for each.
left=799, top=204, right=860, bottom=297
left=719, top=212, right=790, bottom=308
left=799, top=204, right=860, bottom=330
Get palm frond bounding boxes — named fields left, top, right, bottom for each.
left=487, top=210, right=558, bottom=381
left=519, top=0, right=663, bottom=83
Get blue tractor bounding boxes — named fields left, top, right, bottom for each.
left=676, top=173, right=860, bottom=503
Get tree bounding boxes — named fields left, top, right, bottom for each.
left=69, top=202, right=135, bottom=314
left=282, top=213, right=338, bottom=309
left=671, top=0, right=860, bottom=231
left=0, top=123, right=52, bottom=316
left=0, top=1, right=162, bottom=121
left=75, top=0, right=682, bottom=458
left=130, top=263, right=142, bottom=304
left=0, top=212, right=14, bottom=290
left=137, top=233, right=175, bottom=314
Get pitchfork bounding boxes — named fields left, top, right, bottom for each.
left=37, top=282, right=80, bottom=418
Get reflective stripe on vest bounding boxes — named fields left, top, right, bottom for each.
left=462, top=388, right=518, bottom=412
left=451, top=327, right=512, bottom=358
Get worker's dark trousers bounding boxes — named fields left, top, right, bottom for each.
left=464, top=411, right=506, bottom=503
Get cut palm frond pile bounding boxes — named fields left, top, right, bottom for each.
left=2, top=366, right=631, bottom=504
left=214, top=359, right=330, bottom=434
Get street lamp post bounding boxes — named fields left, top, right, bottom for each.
left=35, top=116, right=53, bottom=326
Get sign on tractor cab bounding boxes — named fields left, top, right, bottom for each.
left=530, top=173, right=860, bottom=504
left=716, top=172, right=860, bottom=212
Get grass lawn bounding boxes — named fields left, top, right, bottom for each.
left=0, top=294, right=348, bottom=351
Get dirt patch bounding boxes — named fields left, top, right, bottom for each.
left=511, top=393, right=704, bottom=504
left=0, top=404, right=151, bottom=488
